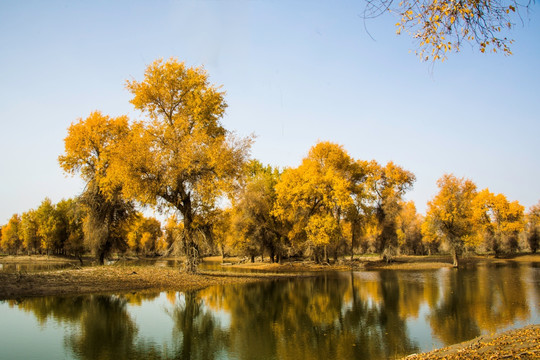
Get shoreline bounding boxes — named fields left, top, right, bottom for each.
left=0, top=253, right=538, bottom=300
left=401, top=325, right=540, bottom=359
left=0, top=265, right=281, bottom=300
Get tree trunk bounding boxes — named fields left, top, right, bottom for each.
left=492, top=236, right=500, bottom=258
left=250, top=255, right=255, bottom=263
left=452, top=249, right=459, bottom=268
left=182, top=210, right=199, bottom=274
left=351, top=224, right=356, bottom=261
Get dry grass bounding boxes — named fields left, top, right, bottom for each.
left=229, top=261, right=351, bottom=272
left=0, top=266, right=264, bottom=299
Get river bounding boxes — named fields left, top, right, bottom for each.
left=0, top=261, right=538, bottom=359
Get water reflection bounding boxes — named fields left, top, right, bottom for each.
left=1, top=263, right=538, bottom=360
left=429, top=264, right=532, bottom=344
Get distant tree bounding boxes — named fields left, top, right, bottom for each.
left=160, top=215, right=184, bottom=255
left=528, top=228, right=539, bottom=254
left=56, top=198, right=85, bottom=260
left=117, top=58, right=251, bottom=273
left=367, top=161, right=415, bottom=261
left=424, top=174, right=478, bottom=267
left=59, top=111, right=134, bottom=264
left=365, top=0, right=530, bottom=61
left=527, top=202, right=540, bottom=253
left=420, top=216, right=441, bottom=255
left=231, top=160, right=287, bottom=263
left=126, top=213, right=162, bottom=256
left=473, top=189, right=524, bottom=256
left=1, top=214, right=22, bottom=254
left=396, top=201, right=424, bottom=255
left=343, top=159, right=372, bottom=260
left=211, top=209, right=233, bottom=257
left=274, top=142, right=364, bottom=263
left=20, top=209, right=41, bottom=254
left=35, top=198, right=62, bottom=256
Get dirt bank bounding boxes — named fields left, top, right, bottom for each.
left=401, top=325, right=540, bottom=359
left=0, top=266, right=291, bottom=300
left=363, top=254, right=540, bottom=270
left=224, top=253, right=540, bottom=271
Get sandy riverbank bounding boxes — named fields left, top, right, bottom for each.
left=401, top=325, right=540, bottom=359
left=222, top=253, right=540, bottom=271
left=0, top=265, right=293, bottom=299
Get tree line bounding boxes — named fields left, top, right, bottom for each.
left=1, top=58, right=538, bottom=269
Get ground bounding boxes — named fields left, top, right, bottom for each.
left=401, top=325, right=540, bottom=359
left=0, top=261, right=307, bottom=299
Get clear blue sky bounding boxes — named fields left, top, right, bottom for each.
left=1, top=0, right=539, bottom=223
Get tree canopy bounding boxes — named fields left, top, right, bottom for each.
left=424, top=174, right=477, bottom=267
left=116, top=58, right=252, bottom=272
left=59, top=111, right=133, bottom=264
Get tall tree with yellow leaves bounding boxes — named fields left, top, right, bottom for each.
left=525, top=201, right=540, bottom=253
left=230, top=160, right=287, bottom=263
left=59, top=111, right=134, bottom=264
left=396, top=201, right=424, bottom=255
left=35, top=198, right=62, bottom=256
left=1, top=214, right=22, bottom=255
left=117, top=58, right=251, bottom=273
left=274, top=142, right=363, bottom=263
left=367, top=161, right=415, bottom=260
left=424, top=174, right=477, bottom=267
left=473, top=189, right=525, bottom=256
left=20, top=209, right=40, bottom=255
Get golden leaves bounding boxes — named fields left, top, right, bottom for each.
left=58, top=111, right=129, bottom=199
left=425, top=174, right=477, bottom=246
left=390, top=0, right=519, bottom=61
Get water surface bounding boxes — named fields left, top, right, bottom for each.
left=0, top=262, right=538, bottom=360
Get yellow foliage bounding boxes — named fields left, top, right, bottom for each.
left=383, top=0, right=519, bottom=61
left=473, top=188, right=525, bottom=252
left=274, top=141, right=362, bottom=250
left=118, top=58, right=252, bottom=221
left=424, top=174, right=477, bottom=256
left=58, top=111, right=129, bottom=197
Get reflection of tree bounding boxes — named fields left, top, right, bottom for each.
left=474, top=264, right=530, bottom=331
left=532, top=263, right=540, bottom=311
left=122, top=291, right=161, bottom=306
left=429, top=264, right=531, bottom=345
left=373, top=271, right=420, bottom=358
left=198, top=273, right=420, bottom=360
left=14, top=296, right=85, bottom=326
left=13, top=295, right=161, bottom=360
left=167, top=291, right=227, bottom=360
left=67, top=296, right=138, bottom=360
left=10, top=264, right=535, bottom=360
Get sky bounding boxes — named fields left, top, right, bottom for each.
left=1, top=0, right=539, bottom=224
